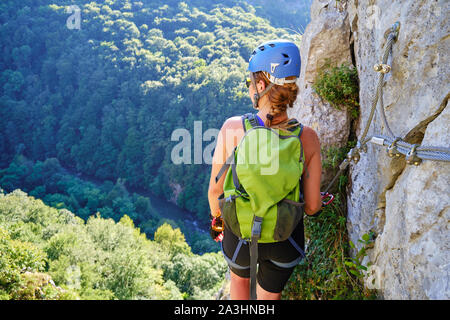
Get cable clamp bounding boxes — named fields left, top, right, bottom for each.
left=374, top=63, right=391, bottom=74
left=357, top=141, right=368, bottom=153
left=406, top=144, right=422, bottom=166
left=347, top=147, right=361, bottom=164
left=387, top=137, right=402, bottom=158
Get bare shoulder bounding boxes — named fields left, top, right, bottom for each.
left=221, top=115, right=243, bottom=130
left=218, top=116, right=245, bottom=152
left=300, top=125, right=321, bottom=155
left=301, top=126, right=320, bottom=143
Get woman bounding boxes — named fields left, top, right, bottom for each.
left=208, top=40, right=322, bottom=300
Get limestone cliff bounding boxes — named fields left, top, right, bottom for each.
left=290, top=0, right=449, bottom=299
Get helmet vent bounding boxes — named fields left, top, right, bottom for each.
left=282, top=53, right=289, bottom=58
left=258, top=45, right=265, bottom=51
left=268, top=43, right=275, bottom=47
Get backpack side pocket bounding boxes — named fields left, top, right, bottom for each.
left=273, top=198, right=304, bottom=241
left=218, top=193, right=242, bottom=238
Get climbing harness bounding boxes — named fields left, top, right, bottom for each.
left=324, top=21, right=450, bottom=194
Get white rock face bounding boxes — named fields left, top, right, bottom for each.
left=289, top=0, right=353, bottom=186
left=294, top=0, right=450, bottom=299
left=347, top=0, right=449, bottom=300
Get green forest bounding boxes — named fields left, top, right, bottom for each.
left=0, top=189, right=227, bottom=299
left=0, top=0, right=306, bottom=235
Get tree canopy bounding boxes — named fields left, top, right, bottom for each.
left=0, top=189, right=227, bottom=299
left=0, top=0, right=301, bottom=226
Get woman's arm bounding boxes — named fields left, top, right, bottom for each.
left=208, top=125, right=226, bottom=218
left=301, top=127, right=323, bottom=215
left=208, top=117, right=242, bottom=218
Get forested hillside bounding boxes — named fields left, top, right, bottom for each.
left=0, top=0, right=300, bottom=231
left=0, top=155, right=220, bottom=254
left=0, top=189, right=227, bottom=300
left=247, top=0, right=312, bottom=30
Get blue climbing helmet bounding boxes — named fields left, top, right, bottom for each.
left=248, top=39, right=301, bottom=85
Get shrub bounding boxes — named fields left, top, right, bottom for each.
left=313, top=62, right=360, bottom=119
left=282, top=144, right=376, bottom=300
left=282, top=194, right=376, bottom=300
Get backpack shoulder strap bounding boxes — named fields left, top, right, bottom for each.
left=297, top=122, right=308, bottom=185
left=298, top=122, right=304, bottom=137
left=286, top=118, right=300, bottom=132
left=297, top=122, right=305, bottom=161
left=242, top=113, right=259, bottom=132
left=286, top=119, right=304, bottom=160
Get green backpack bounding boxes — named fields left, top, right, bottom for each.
left=215, top=112, right=306, bottom=299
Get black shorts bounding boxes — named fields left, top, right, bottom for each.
left=221, top=221, right=305, bottom=293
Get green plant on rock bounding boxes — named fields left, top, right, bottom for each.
left=282, top=143, right=376, bottom=300
left=322, top=145, right=348, bottom=170
left=321, top=140, right=356, bottom=192
left=282, top=195, right=377, bottom=300
left=313, top=61, right=360, bottom=119
left=345, top=231, right=375, bottom=279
